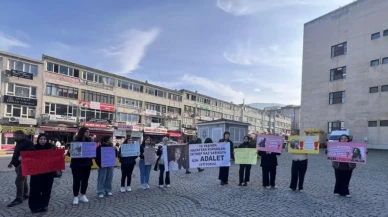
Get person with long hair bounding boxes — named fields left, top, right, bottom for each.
left=95, top=136, right=116, bottom=198
left=157, top=137, right=171, bottom=188
left=139, top=136, right=153, bottom=190
left=68, top=127, right=93, bottom=205
left=351, top=148, right=362, bottom=161
left=332, top=134, right=356, bottom=198
left=218, top=132, right=234, bottom=185
left=28, top=134, right=56, bottom=213
left=118, top=137, right=138, bottom=192
left=238, top=136, right=254, bottom=186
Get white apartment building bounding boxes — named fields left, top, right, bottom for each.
left=301, top=0, right=388, bottom=149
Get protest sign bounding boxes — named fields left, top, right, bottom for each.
left=167, top=145, right=189, bottom=171
left=70, top=142, right=96, bottom=158
left=327, top=142, right=367, bottom=164
left=288, top=136, right=320, bottom=154
left=21, top=149, right=65, bottom=176
left=162, top=145, right=169, bottom=171
left=234, top=148, right=257, bottom=165
left=189, top=142, right=231, bottom=168
left=256, top=135, right=283, bottom=153
left=144, top=146, right=156, bottom=165
left=121, top=143, right=140, bottom=157
left=101, top=147, right=116, bottom=167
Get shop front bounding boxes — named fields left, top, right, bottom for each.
left=0, top=125, right=36, bottom=150
left=167, top=130, right=182, bottom=143
left=82, top=121, right=114, bottom=143
left=39, top=114, right=79, bottom=148
left=143, top=127, right=167, bottom=144
left=117, top=123, right=144, bottom=143
left=182, top=128, right=197, bottom=143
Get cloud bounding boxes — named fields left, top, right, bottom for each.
left=0, top=31, right=30, bottom=51
left=98, top=27, right=160, bottom=74
left=254, top=88, right=261, bottom=92
left=216, top=0, right=308, bottom=16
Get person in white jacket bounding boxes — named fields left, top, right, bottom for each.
left=156, top=137, right=170, bottom=188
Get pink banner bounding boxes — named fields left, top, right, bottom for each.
left=327, top=142, right=367, bottom=164
left=256, top=135, right=283, bottom=153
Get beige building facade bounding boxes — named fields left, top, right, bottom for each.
left=301, top=0, right=388, bottom=149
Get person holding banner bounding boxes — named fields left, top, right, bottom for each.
left=185, top=135, right=204, bottom=174
left=258, top=150, right=281, bottom=189
left=28, top=134, right=56, bottom=213
left=68, top=127, right=93, bottom=205
left=118, top=138, right=138, bottom=193
left=95, top=136, right=117, bottom=198
left=156, top=137, right=171, bottom=188
left=218, top=132, right=234, bottom=186
left=238, top=136, right=254, bottom=186
left=139, top=137, right=153, bottom=190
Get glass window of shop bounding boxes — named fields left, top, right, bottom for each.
left=81, top=90, right=114, bottom=104
left=45, top=103, right=77, bottom=116
left=8, top=59, right=38, bottom=75
left=116, top=112, right=141, bottom=124
left=7, top=83, right=37, bottom=98
left=6, top=105, right=35, bottom=118
left=46, top=83, right=78, bottom=99
left=80, top=108, right=114, bottom=120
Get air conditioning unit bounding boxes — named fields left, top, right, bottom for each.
left=9, top=117, right=19, bottom=122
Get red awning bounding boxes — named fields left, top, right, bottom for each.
left=168, top=132, right=181, bottom=137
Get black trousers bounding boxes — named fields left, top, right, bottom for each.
left=159, top=164, right=170, bottom=185
left=218, top=167, right=229, bottom=183
left=15, top=166, right=28, bottom=200
left=28, top=174, right=54, bottom=211
left=121, top=163, right=135, bottom=187
left=289, top=160, right=308, bottom=190
left=239, top=165, right=252, bottom=184
left=334, top=169, right=353, bottom=196
left=262, top=166, right=276, bottom=187
left=71, top=166, right=91, bottom=197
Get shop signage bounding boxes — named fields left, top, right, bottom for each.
left=168, top=131, right=181, bottom=137
left=6, top=69, right=33, bottom=80
left=0, top=126, right=35, bottom=134
left=80, top=80, right=113, bottom=91
left=18, top=118, right=37, bottom=125
left=46, top=71, right=79, bottom=84
left=83, top=122, right=107, bottom=128
left=114, top=130, right=126, bottom=137
left=143, top=127, right=167, bottom=135
left=131, top=131, right=143, bottom=137
left=117, top=123, right=143, bottom=131
left=183, top=129, right=197, bottom=136
left=78, top=100, right=115, bottom=112
left=145, top=109, right=157, bottom=116
left=4, top=133, right=13, bottom=138
left=39, top=126, right=78, bottom=132
left=3, top=95, right=38, bottom=106
left=49, top=115, right=77, bottom=123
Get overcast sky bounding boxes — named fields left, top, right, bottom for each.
left=0, top=0, right=353, bottom=105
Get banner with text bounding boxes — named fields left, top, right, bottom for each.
left=70, top=142, right=96, bottom=158
left=189, top=143, right=231, bottom=168
left=166, top=145, right=189, bottom=171
left=101, top=147, right=116, bottom=167
left=121, top=143, right=140, bottom=157
left=256, top=135, right=283, bottom=153
left=327, top=142, right=367, bottom=164
left=144, top=147, right=156, bottom=165
left=234, top=148, right=257, bottom=165
left=21, top=149, right=65, bottom=176
left=288, top=136, right=320, bottom=154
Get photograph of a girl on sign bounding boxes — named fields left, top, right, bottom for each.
left=351, top=148, right=362, bottom=160
left=168, top=146, right=187, bottom=171
left=258, top=138, right=266, bottom=148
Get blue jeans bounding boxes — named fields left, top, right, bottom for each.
left=97, top=167, right=114, bottom=194
left=139, top=159, right=152, bottom=184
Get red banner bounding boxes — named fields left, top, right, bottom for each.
left=78, top=100, right=115, bottom=112
left=21, top=149, right=65, bottom=176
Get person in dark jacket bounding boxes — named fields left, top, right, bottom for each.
left=258, top=149, right=281, bottom=189
left=67, top=127, right=93, bottom=205
left=118, top=137, right=138, bottom=193
left=186, top=135, right=204, bottom=174
left=7, top=130, right=34, bottom=208
left=156, top=137, right=171, bottom=188
left=218, top=131, right=234, bottom=185
left=238, top=136, right=254, bottom=186
left=28, top=134, right=56, bottom=213
left=139, top=136, right=153, bottom=190
left=95, top=136, right=117, bottom=198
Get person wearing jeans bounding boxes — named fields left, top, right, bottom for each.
left=95, top=136, right=117, bottom=198
left=289, top=154, right=308, bottom=191
left=258, top=151, right=281, bottom=189
left=157, top=137, right=171, bottom=188
left=119, top=138, right=137, bottom=193
left=139, top=137, right=153, bottom=190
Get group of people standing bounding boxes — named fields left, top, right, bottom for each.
left=6, top=127, right=357, bottom=214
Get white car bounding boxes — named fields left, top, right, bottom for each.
left=154, top=141, right=179, bottom=150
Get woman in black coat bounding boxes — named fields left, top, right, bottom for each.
left=218, top=131, right=234, bottom=185
left=28, top=134, right=56, bottom=213
left=258, top=149, right=281, bottom=189
left=238, top=136, right=254, bottom=186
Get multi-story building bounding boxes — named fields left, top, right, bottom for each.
left=263, top=106, right=292, bottom=135
left=301, top=0, right=388, bottom=148
left=0, top=51, right=44, bottom=150
left=279, top=105, right=300, bottom=135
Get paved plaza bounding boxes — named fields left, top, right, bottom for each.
left=0, top=150, right=388, bottom=217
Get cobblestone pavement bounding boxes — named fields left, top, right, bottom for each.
left=1, top=150, right=388, bottom=217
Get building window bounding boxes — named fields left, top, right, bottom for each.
left=116, top=112, right=141, bottom=123
left=116, top=97, right=142, bottom=108
left=380, top=120, right=388, bottom=127
left=82, top=71, right=115, bottom=86
left=166, top=119, right=181, bottom=128
left=5, top=105, right=35, bottom=118
left=146, top=88, right=166, bottom=98
left=117, top=80, right=143, bottom=92
left=371, top=59, right=380, bottom=67
left=328, top=121, right=344, bottom=133
left=371, top=32, right=380, bottom=40
left=46, top=83, right=78, bottom=99
left=81, top=90, right=114, bottom=104
left=229, top=127, right=245, bottom=143
left=331, top=42, right=347, bottom=57
left=330, top=66, right=346, bottom=81
left=168, top=93, right=182, bottom=101
left=167, top=106, right=181, bottom=115
left=384, top=29, right=388, bottom=37
left=184, top=105, right=196, bottom=113
left=368, top=121, right=378, bottom=127
left=382, top=57, right=388, bottom=64
left=329, top=91, right=346, bottom=104
left=145, top=102, right=166, bottom=113
left=8, top=60, right=38, bottom=75
left=381, top=85, right=388, bottom=92
left=46, top=62, right=79, bottom=78
left=6, top=83, right=37, bottom=99
left=45, top=103, right=77, bottom=116
left=80, top=108, right=114, bottom=120
left=370, top=86, right=379, bottom=93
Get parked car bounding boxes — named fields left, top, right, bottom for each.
left=154, top=140, right=179, bottom=150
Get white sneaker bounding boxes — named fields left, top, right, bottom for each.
left=141, top=184, right=147, bottom=190
left=334, top=193, right=340, bottom=196
left=98, top=194, right=104, bottom=198
left=146, top=184, right=150, bottom=189
left=159, top=185, right=164, bottom=188
left=120, top=187, right=126, bottom=193
left=107, top=192, right=113, bottom=196
left=72, top=197, right=79, bottom=205
left=166, top=185, right=171, bottom=188
left=79, top=195, right=89, bottom=203
left=345, top=194, right=351, bottom=198
left=126, top=186, right=132, bottom=192
left=265, top=186, right=271, bottom=189
left=272, top=186, right=278, bottom=189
